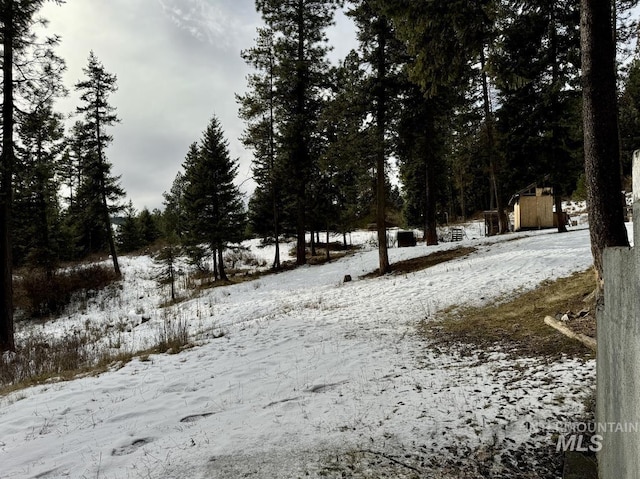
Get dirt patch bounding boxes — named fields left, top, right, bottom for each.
left=422, top=269, right=596, bottom=359
left=361, top=246, right=478, bottom=279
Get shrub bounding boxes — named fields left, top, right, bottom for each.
left=156, top=314, right=190, bottom=353
left=0, top=331, right=93, bottom=387
left=15, top=265, right=120, bottom=317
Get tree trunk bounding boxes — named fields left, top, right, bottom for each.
left=269, top=41, right=281, bottom=272
left=326, top=229, right=330, bottom=261
left=0, top=0, right=16, bottom=351
left=424, top=132, right=438, bottom=246
left=375, top=20, right=390, bottom=274
left=554, top=187, right=568, bottom=233
left=549, top=7, right=567, bottom=235
left=101, top=186, right=120, bottom=277
left=272, top=189, right=281, bottom=270
left=218, top=247, right=228, bottom=281
left=96, top=97, right=120, bottom=277
left=169, top=260, right=176, bottom=301
left=581, top=0, right=630, bottom=286
left=294, top=0, right=307, bottom=266
left=310, top=230, right=316, bottom=256
left=480, top=48, right=508, bottom=234
left=212, top=249, right=218, bottom=281
left=458, top=171, right=466, bottom=222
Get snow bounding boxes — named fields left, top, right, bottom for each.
left=0, top=223, right=605, bottom=478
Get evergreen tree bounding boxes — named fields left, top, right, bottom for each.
left=397, top=84, right=451, bottom=243
left=59, top=121, right=89, bottom=210
left=619, top=58, right=640, bottom=177
left=238, top=27, right=283, bottom=269
left=255, top=0, right=340, bottom=265
left=492, top=0, right=583, bottom=233
left=13, top=101, right=65, bottom=274
left=155, top=233, right=181, bottom=302
left=349, top=0, right=406, bottom=272
left=138, top=207, right=160, bottom=247
left=1, top=0, right=65, bottom=351
left=581, top=0, right=630, bottom=286
left=162, top=168, right=188, bottom=238
left=318, top=52, right=372, bottom=245
left=117, top=201, right=142, bottom=253
left=182, top=115, right=245, bottom=282
left=74, top=51, right=125, bottom=275
left=382, top=0, right=509, bottom=232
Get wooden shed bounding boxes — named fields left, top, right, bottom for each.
left=509, top=185, right=554, bottom=231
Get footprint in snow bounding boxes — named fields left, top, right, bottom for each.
left=111, top=437, right=153, bottom=456
left=306, top=381, right=348, bottom=393
left=180, top=412, right=215, bottom=423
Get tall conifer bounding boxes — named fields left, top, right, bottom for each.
left=74, top=51, right=124, bottom=276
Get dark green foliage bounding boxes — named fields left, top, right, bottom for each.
left=181, top=115, right=246, bottom=280
left=318, top=52, right=374, bottom=236
left=13, top=103, right=65, bottom=273
left=155, top=235, right=181, bottom=302
left=71, top=52, right=125, bottom=274
left=348, top=0, right=408, bottom=270
left=138, top=207, right=160, bottom=246
left=492, top=0, right=583, bottom=218
left=1, top=0, right=66, bottom=351
left=117, top=202, right=142, bottom=253
left=162, top=169, right=187, bottom=238
left=382, top=0, right=492, bottom=97
left=396, top=82, right=456, bottom=242
left=238, top=27, right=285, bottom=268
left=254, top=0, right=341, bottom=265
left=619, top=58, right=640, bottom=177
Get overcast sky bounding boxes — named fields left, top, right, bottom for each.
left=39, top=0, right=357, bottom=211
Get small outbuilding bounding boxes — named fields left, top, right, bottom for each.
left=509, top=185, right=554, bottom=231
left=397, top=230, right=417, bottom=247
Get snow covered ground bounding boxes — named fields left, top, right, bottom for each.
left=0, top=223, right=603, bottom=478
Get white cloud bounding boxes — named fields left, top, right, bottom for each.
left=157, top=0, right=259, bottom=48
left=37, top=0, right=355, bottom=211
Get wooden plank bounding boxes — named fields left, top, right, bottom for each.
left=544, top=316, right=597, bottom=351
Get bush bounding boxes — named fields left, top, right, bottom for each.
left=0, top=331, right=93, bottom=387
left=15, top=265, right=120, bottom=317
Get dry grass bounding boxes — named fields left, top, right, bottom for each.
left=422, top=269, right=597, bottom=359
left=361, top=246, right=477, bottom=279
left=0, top=313, right=196, bottom=396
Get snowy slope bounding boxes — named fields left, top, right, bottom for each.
left=0, top=225, right=601, bottom=478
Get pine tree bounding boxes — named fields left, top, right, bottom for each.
left=155, top=233, right=181, bottom=302
left=581, top=0, right=630, bottom=286
left=396, top=84, right=452, bottom=244
left=318, top=52, right=372, bottom=247
left=163, top=168, right=188, bottom=238
left=349, top=0, right=407, bottom=272
left=255, top=0, right=340, bottom=265
left=13, top=101, right=65, bottom=274
left=117, top=201, right=142, bottom=253
left=491, top=0, right=583, bottom=233
left=182, top=116, right=245, bottom=282
left=1, top=0, right=65, bottom=351
left=59, top=121, right=90, bottom=210
left=74, top=51, right=125, bottom=276
left=238, top=27, right=283, bottom=269
left=382, top=0, right=512, bottom=233
left=138, top=207, right=159, bottom=247
left=619, top=58, right=640, bottom=176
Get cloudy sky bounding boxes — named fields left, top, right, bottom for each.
left=39, top=0, right=357, bottom=211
